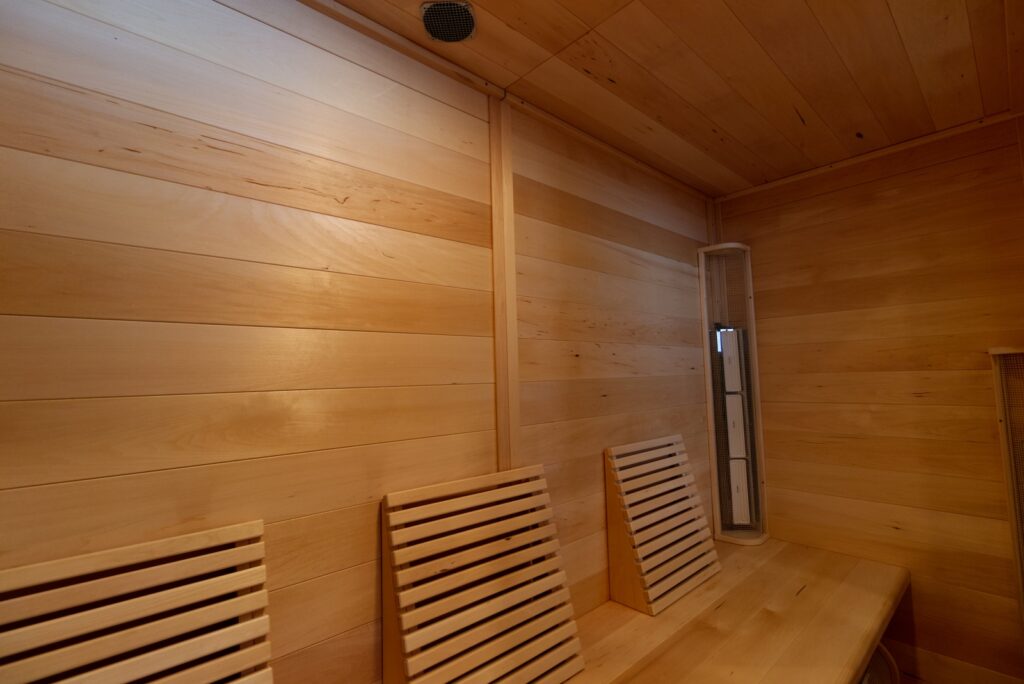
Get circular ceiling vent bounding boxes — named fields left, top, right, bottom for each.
left=421, top=2, right=475, bottom=42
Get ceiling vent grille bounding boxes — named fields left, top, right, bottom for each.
left=421, top=2, right=475, bottom=42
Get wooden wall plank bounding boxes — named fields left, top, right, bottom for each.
left=214, top=0, right=489, bottom=120
left=515, top=215, right=696, bottom=290
left=0, top=148, right=492, bottom=292
left=519, top=339, right=702, bottom=382
left=516, top=255, right=698, bottom=318
left=510, top=106, right=709, bottom=619
left=271, top=621, right=380, bottom=684
left=0, top=67, right=492, bottom=247
left=0, top=231, right=493, bottom=336
left=762, top=430, right=1005, bottom=483
left=0, top=388, right=496, bottom=487
left=520, top=376, right=705, bottom=426
left=0, top=0, right=489, bottom=203
left=759, top=370, right=995, bottom=406
left=510, top=107, right=708, bottom=238
left=42, top=0, right=490, bottom=161
left=0, top=430, right=496, bottom=567
left=0, top=317, right=493, bottom=400
left=517, top=296, right=701, bottom=347
left=720, top=119, right=1024, bottom=680
left=0, top=8, right=499, bottom=677
left=767, top=488, right=1015, bottom=597
left=513, top=175, right=701, bottom=263
left=766, top=458, right=1008, bottom=519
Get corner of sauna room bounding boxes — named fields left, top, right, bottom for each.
left=0, top=1, right=1022, bottom=684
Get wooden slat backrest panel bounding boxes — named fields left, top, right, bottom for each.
left=0, top=521, right=272, bottom=683
left=382, top=467, right=584, bottom=683
left=605, top=435, right=721, bottom=615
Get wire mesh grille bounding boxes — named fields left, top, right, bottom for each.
left=421, top=2, right=475, bottom=42
left=997, top=353, right=1024, bottom=602
left=703, top=250, right=761, bottom=532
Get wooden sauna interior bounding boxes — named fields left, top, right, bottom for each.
left=0, top=0, right=1022, bottom=682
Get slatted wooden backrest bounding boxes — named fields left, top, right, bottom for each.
left=604, top=435, right=720, bottom=616
left=381, top=466, right=584, bottom=684
left=0, top=521, right=272, bottom=684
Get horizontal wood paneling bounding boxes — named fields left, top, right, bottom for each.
left=0, top=2, right=496, bottom=679
left=0, top=232, right=493, bottom=336
left=0, top=317, right=493, bottom=399
left=720, top=120, right=1024, bottom=681
left=0, top=67, right=491, bottom=247
left=1, top=148, right=492, bottom=291
left=511, top=107, right=708, bottom=619
left=518, top=296, right=702, bottom=347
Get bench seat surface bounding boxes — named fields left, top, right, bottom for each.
left=574, top=539, right=909, bottom=684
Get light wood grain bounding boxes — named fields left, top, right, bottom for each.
left=0, top=148, right=492, bottom=291
left=380, top=468, right=582, bottom=683
left=215, top=0, right=489, bottom=119
left=41, top=0, right=489, bottom=162
left=0, top=522, right=270, bottom=682
left=0, top=67, right=491, bottom=247
left=3, top=0, right=488, bottom=202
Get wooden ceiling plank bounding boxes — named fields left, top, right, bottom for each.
left=510, top=58, right=751, bottom=195
left=965, top=0, right=1011, bottom=116
left=321, top=0, right=541, bottom=86
left=596, top=2, right=812, bottom=178
left=471, top=0, right=589, bottom=55
left=1008, top=0, right=1024, bottom=113
left=724, top=0, right=891, bottom=155
left=643, top=0, right=849, bottom=167
left=553, top=0, right=632, bottom=28
left=556, top=32, right=777, bottom=185
left=887, top=0, right=985, bottom=130
left=806, top=0, right=935, bottom=142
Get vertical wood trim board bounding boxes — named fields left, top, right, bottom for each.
left=491, top=96, right=520, bottom=472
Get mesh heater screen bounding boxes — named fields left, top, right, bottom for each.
left=703, top=250, right=761, bottom=532
left=997, top=353, right=1024, bottom=604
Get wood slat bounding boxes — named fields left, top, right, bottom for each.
left=0, top=592, right=267, bottom=683
left=382, top=467, right=582, bottom=683
left=0, top=543, right=265, bottom=625
left=390, top=492, right=551, bottom=546
left=0, top=522, right=271, bottom=683
left=0, top=520, right=261, bottom=593
left=605, top=435, right=719, bottom=615
left=63, top=617, right=270, bottom=684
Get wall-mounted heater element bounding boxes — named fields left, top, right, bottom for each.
left=698, top=243, right=767, bottom=544
left=992, top=349, right=1024, bottom=623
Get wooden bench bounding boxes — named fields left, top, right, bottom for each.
left=574, top=539, right=909, bottom=683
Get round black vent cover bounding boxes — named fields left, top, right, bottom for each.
left=422, top=2, right=475, bottom=42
